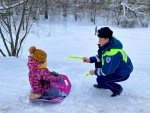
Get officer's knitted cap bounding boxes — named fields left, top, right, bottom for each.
left=97, top=27, right=113, bottom=39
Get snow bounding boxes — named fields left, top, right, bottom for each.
left=0, top=19, right=150, bottom=113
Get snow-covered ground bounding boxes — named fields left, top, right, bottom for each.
left=0, top=19, right=150, bottom=113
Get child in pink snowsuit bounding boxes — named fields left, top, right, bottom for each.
left=28, top=46, right=64, bottom=100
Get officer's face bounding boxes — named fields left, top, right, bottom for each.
left=98, top=38, right=109, bottom=47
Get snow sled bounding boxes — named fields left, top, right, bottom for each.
left=29, top=74, right=71, bottom=103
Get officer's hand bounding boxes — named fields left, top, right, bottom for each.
left=83, top=57, right=90, bottom=63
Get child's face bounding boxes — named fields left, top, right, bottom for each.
left=98, top=38, right=109, bottom=47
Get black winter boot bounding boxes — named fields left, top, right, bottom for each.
left=111, top=87, right=123, bottom=97
left=93, top=84, right=107, bottom=89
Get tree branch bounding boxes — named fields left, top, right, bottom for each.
left=0, top=0, right=28, bottom=10
left=0, top=49, right=6, bottom=57
left=15, top=0, right=29, bottom=55
left=0, top=27, right=11, bottom=56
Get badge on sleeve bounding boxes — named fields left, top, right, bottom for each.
left=106, top=56, right=111, bottom=63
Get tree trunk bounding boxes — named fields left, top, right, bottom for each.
left=45, top=0, right=48, bottom=19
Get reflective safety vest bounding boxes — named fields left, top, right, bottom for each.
left=102, top=49, right=128, bottom=66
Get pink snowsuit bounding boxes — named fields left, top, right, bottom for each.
left=27, top=56, right=60, bottom=95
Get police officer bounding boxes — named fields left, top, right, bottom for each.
left=83, top=27, right=133, bottom=97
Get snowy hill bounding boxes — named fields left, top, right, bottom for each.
left=0, top=20, right=150, bottom=113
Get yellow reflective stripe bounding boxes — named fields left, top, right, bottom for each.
left=103, top=49, right=119, bottom=56
left=102, top=49, right=128, bottom=65
left=120, top=49, right=128, bottom=62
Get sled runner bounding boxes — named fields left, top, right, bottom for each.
left=29, top=74, right=71, bottom=103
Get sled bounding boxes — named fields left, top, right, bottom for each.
left=29, top=74, right=71, bottom=103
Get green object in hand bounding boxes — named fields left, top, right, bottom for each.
left=85, top=72, right=90, bottom=77
left=68, top=56, right=90, bottom=77
left=68, top=56, right=83, bottom=60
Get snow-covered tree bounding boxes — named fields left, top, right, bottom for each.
left=102, top=0, right=149, bottom=27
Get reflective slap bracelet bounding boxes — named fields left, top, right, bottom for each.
left=85, top=72, right=90, bottom=77
left=68, top=56, right=83, bottom=60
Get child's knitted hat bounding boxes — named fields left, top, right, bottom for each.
left=29, top=46, right=47, bottom=63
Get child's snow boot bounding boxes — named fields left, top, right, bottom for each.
left=29, top=93, right=41, bottom=100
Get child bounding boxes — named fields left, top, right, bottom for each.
left=27, top=46, right=64, bottom=100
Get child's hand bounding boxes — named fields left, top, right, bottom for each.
left=59, top=75, right=64, bottom=82
left=83, top=57, right=90, bottom=63
left=51, top=71, right=59, bottom=76
left=89, top=70, right=95, bottom=75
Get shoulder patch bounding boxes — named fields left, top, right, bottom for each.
left=106, top=56, right=111, bottom=63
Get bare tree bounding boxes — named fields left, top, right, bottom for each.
left=0, top=0, right=36, bottom=57
left=71, top=0, right=84, bottom=21
left=84, top=0, right=98, bottom=24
